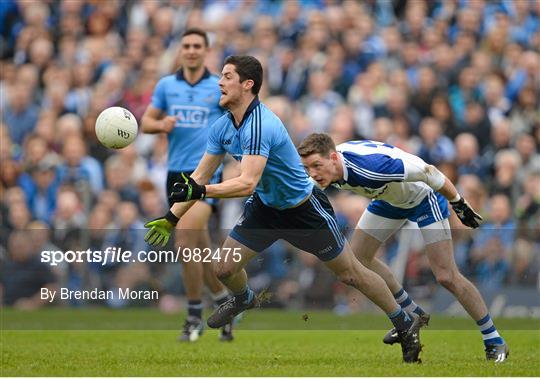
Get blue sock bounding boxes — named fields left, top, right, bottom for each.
left=187, top=300, right=203, bottom=320
left=477, top=314, right=504, bottom=346
left=394, top=288, right=424, bottom=316
left=234, top=286, right=254, bottom=305
left=388, top=307, right=412, bottom=333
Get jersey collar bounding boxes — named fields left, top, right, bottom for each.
left=175, top=67, right=211, bottom=87
left=334, top=151, right=348, bottom=185
left=229, top=96, right=260, bottom=129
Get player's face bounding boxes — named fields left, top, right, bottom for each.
left=180, top=34, right=207, bottom=70
left=301, top=153, right=339, bottom=188
left=218, top=64, right=245, bottom=109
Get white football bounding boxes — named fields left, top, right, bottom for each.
left=95, top=107, right=138, bottom=149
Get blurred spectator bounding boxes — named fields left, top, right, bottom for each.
left=1, top=0, right=539, bottom=309
left=454, top=133, right=487, bottom=179
left=1, top=230, right=57, bottom=309
left=417, top=117, right=456, bottom=165
left=471, top=194, right=515, bottom=290
left=57, top=134, right=103, bottom=195
left=491, top=149, right=522, bottom=203
left=299, top=70, right=343, bottom=133
left=52, top=187, right=86, bottom=249
left=2, top=83, right=39, bottom=145
left=18, top=153, right=61, bottom=224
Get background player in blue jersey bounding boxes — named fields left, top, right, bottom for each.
left=145, top=55, right=426, bottom=363
left=140, top=28, right=233, bottom=342
left=298, top=133, right=509, bottom=362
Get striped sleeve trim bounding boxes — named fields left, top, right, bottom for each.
left=249, top=106, right=262, bottom=155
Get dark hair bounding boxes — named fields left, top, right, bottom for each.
left=223, top=55, right=263, bottom=95
left=181, top=27, right=209, bottom=47
left=297, top=133, right=336, bottom=158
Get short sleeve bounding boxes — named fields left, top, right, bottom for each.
left=343, top=151, right=404, bottom=188
left=206, top=120, right=225, bottom=155
left=150, top=78, right=167, bottom=111
left=241, top=108, right=272, bottom=158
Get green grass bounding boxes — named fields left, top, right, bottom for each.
left=1, top=308, right=539, bottom=376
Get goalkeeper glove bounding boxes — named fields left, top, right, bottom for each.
left=169, top=173, right=206, bottom=203
left=450, top=196, right=483, bottom=229
left=144, top=211, right=179, bottom=247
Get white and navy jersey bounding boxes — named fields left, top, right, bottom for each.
left=333, top=140, right=435, bottom=209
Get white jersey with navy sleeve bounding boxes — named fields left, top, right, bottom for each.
left=334, top=140, right=436, bottom=209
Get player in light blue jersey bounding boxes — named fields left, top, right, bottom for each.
left=141, top=28, right=233, bottom=342
left=298, top=133, right=509, bottom=362
left=145, top=55, right=426, bottom=363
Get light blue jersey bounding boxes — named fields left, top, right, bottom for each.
left=151, top=68, right=224, bottom=172
left=207, top=98, right=313, bottom=209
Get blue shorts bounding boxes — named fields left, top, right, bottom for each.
left=367, top=191, right=450, bottom=228
left=230, top=187, right=345, bottom=261
left=166, top=171, right=222, bottom=209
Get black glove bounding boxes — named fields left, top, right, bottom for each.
left=169, top=173, right=206, bottom=203
left=450, top=196, right=483, bottom=228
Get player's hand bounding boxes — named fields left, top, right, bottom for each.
left=450, top=197, right=483, bottom=229
left=161, top=116, right=176, bottom=133
left=144, top=213, right=178, bottom=246
left=169, top=174, right=206, bottom=203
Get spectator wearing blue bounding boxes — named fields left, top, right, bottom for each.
left=417, top=118, right=456, bottom=165
left=18, top=154, right=61, bottom=224
left=57, top=134, right=103, bottom=195
left=470, top=194, right=515, bottom=290
left=2, top=83, right=39, bottom=146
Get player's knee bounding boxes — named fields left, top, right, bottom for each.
left=357, top=253, right=374, bottom=267
left=435, top=271, right=456, bottom=290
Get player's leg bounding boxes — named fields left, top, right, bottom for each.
left=323, top=243, right=423, bottom=363
left=350, top=229, right=403, bottom=293
left=175, top=200, right=211, bottom=341
left=353, top=210, right=429, bottom=345
left=198, top=227, right=235, bottom=341
left=288, top=188, right=423, bottom=362
left=207, top=194, right=276, bottom=328
left=421, top=219, right=508, bottom=361
left=206, top=236, right=260, bottom=328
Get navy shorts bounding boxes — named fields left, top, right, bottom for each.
left=230, top=187, right=345, bottom=261
left=367, top=191, right=450, bottom=228
left=166, top=171, right=222, bottom=209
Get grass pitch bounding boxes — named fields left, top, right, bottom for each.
left=1, top=308, right=539, bottom=376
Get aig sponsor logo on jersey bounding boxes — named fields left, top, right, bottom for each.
left=171, top=105, right=210, bottom=128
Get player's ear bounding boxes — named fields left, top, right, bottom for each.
left=243, top=79, right=254, bottom=92
left=330, top=151, right=339, bottom=161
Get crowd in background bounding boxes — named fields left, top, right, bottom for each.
left=1, top=0, right=539, bottom=312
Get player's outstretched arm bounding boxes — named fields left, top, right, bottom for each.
left=404, top=159, right=483, bottom=228
left=205, top=155, right=267, bottom=198
left=144, top=153, right=224, bottom=247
